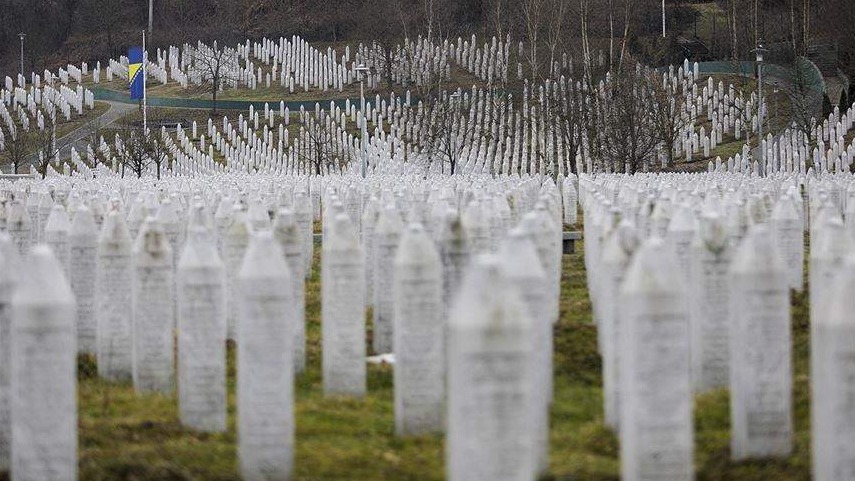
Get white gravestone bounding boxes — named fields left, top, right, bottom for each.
left=361, top=198, right=380, bottom=307
left=690, top=211, right=732, bottom=392
left=177, top=220, right=227, bottom=432
left=500, top=227, right=551, bottom=476
left=237, top=232, right=294, bottom=481
left=771, top=195, right=804, bottom=292
left=132, top=217, right=175, bottom=394
left=729, top=225, right=792, bottom=459
left=809, top=216, right=851, bottom=480
left=225, top=207, right=251, bottom=341
left=44, top=205, right=71, bottom=276
left=96, top=210, right=134, bottom=381
left=7, top=200, right=31, bottom=256
left=0, top=234, right=19, bottom=471
left=322, top=213, right=366, bottom=396
left=394, top=223, right=444, bottom=435
left=373, top=205, right=403, bottom=354
left=447, top=255, right=534, bottom=481
left=813, top=253, right=855, bottom=481
left=273, top=209, right=307, bottom=374
left=11, top=246, right=77, bottom=481
left=599, top=221, right=637, bottom=430
left=69, top=206, right=98, bottom=354
left=619, top=237, right=693, bottom=481
left=436, top=208, right=470, bottom=322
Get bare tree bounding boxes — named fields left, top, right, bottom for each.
left=187, top=42, right=240, bottom=115
left=593, top=63, right=662, bottom=174
left=648, top=71, right=692, bottom=168
left=32, top=115, right=60, bottom=178
left=414, top=90, right=480, bottom=175
left=294, top=111, right=352, bottom=176
left=114, top=128, right=171, bottom=178
left=522, top=0, right=545, bottom=80
left=0, top=123, right=32, bottom=174
left=547, top=76, right=587, bottom=174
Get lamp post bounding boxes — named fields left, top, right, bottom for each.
left=662, top=0, right=666, bottom=38
left=355, top=64, right=371, bottom=178
left=752, top=39, right=767, bottom=174
left=18, top=33, right=25, bottom=79
left=773, top=80, right=780, bottom=121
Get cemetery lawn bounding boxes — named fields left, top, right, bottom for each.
left=75, top=237, right=813, bottom=480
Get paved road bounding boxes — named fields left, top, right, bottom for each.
left=31, top=101, right=136, bottom=164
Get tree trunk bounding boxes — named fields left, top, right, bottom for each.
left=731, top=0, right=738, bottom=59
left=608, top=0, right=615, bottom=69
left=789, top=0, right=798, bottom=55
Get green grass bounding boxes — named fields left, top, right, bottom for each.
left=70, top=231, right=812, bottom=480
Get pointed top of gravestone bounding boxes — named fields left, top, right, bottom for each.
left=186, top=203, right=210, bottom=232
left=45, top=204, right=71, bottom=233
left=71, top=205, right=98, bottom=237
left=396, top=223, right=440, bottom=268
left=771, top=195, right=800, bottom=221
left=0, top=232, right=20, bottom=289
left=668, top=203, right=696, bottom=233
left=698, top=211, right=728, bottom=253
left=621, top=236, right=684, bottom=296
left=13, top=244, right=74, bottom=305
left=449, top=253, right=530, bottom=331
left=499, top=227, right=545, bottom=279
left=99, top=209, right=132, bottom=246
left=812, top=216, right=852, bottom=261
left=376, top=204, right=404, bottom=235
left=156, top=199, right=180, bottom=227
left=730, top=224, right=785, bottom=275
left=247, top=200, right=271, bottom=231
left=180, top=221, right=223, bottom=271
left=134, top=216, right=173, bottom=259
left=239, top=231, right=289, bottom=281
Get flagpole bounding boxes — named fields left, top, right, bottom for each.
left=142, top=30, right=148, bottom=133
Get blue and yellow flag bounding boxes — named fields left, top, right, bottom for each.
left=129, top=46, right=144, bottom=100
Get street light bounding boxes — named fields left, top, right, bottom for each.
left=773, top=80, right=780, bottom=120
left=355, top=64, right=371, bottom=178
left=752, top=39, right=768, bottom=174
left=18, top=33, right=25, bottom=79
left=355, top=64, right=370, bottom=116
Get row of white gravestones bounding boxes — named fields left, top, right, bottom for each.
left=581, top=172, right=808, bottom=480
left=0, top=172, right=570, bottom=481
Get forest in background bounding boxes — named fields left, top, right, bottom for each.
left=0, top=0, right=853, bottom=84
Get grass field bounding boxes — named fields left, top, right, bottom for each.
left=71, top=230, right=814, bottom=480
